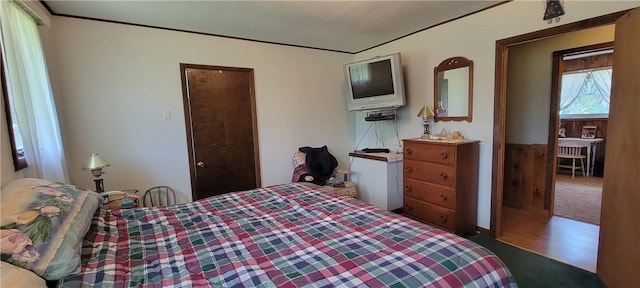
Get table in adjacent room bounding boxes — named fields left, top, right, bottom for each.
left=558, top=137, right=604, bottom=176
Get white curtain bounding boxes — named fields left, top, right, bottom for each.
left=559, top=72, right=587, bottom=111
left=591, top=68, right=612, bottom=104
left=0, top=1, right=69, bottom=182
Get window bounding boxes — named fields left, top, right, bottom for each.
left=1, top=1, right=68, bottom=181
left=559, top=68, right=611, bottom=119
left=1, top=26, right=27, bottom=170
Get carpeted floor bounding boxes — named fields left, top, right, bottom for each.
left=467, top=234, right=605, bottom=288
left=554, top=174, right=602, bottom=225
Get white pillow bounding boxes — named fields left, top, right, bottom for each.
left=0, top=261, right=46, bottom=287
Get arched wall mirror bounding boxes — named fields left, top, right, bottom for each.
left=434, top=56, right=473, bottom=122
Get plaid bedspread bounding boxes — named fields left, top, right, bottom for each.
left=58, top=183, right=516, bottom=287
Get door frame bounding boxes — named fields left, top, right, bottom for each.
left=490, top=11, right=628, bottom=237
left=548, top=42, right=614, bottom=217
left=179, top=63, right=261, bottom=199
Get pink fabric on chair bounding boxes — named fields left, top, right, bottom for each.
left=292, top=164, right=314, bottom=182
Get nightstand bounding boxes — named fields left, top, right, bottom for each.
left=101, top=189, right=139, bottom=210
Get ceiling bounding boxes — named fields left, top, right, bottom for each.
left=42, top=1, right=504, bottom=54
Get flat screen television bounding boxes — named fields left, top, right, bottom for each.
left=345, top=53, right=406, bottom=111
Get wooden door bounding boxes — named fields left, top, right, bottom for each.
left=597, top=7, right=640, bottom=287
left=180, top=64, right=260, bottom=200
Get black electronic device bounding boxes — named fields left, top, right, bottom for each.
left=361, top=148, right=390, bottom=153
left=364, top=114, right=396, bottom=121
left=364, top=110, right=397, bottom=122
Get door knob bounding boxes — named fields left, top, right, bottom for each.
left=196, top=161, right=205, bottom=168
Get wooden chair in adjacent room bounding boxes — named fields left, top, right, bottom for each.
left=557, top=144, right=586, bottom=178
left=141, top=186, right=177, bottom=207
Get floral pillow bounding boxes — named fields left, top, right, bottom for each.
left=0, top=178, right=102, bottom=280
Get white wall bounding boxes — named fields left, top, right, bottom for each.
left=51, top=17, right=353, bottom=202
left=506, top=25, right=615, bottom=144
left=353, top=0, right=639, bottom=229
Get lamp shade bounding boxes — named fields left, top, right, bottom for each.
left=83, top=153, right=110, bottom=170
left=417, top=105, right=435, bottom=118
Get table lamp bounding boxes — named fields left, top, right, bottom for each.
left=417, top=105, right=435, bottom=138
left=83, top=153, right=110, bottom=192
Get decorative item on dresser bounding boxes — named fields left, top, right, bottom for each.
left=417, top=104, right=435, bottom=137
left=402, top=138, right=479, bottom=235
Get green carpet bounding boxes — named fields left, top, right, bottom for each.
left=467, top=234, right=605, bottom=288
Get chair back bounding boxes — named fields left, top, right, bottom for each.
left=142, top=186, right=177, bottom=207
left=558, top=144, right=584, bottom=157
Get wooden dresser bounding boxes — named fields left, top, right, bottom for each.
left=402, top=138, right=479, bottom=235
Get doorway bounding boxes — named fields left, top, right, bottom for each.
left=552, top=43, right=612, bottom=226
left=491, top=11, right=627, bottom=271
left=180, top=64, right=261, bottom=200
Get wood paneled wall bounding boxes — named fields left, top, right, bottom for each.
left=503, top=143, right=549, bottom=217
left=563, top=53, right=613, bottom=73
left=560, top=118, right=608, bottom=160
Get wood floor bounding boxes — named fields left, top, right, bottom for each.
left=499, top=206, right=600, bottom=272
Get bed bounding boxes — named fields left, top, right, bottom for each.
left=1, top=178, right=515, bottom=287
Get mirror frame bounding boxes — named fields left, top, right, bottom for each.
left=433, top=56, right=473, bottom=122
left=1, top=49, right=28, bottom=171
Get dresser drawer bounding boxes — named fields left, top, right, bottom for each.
left=404, top=159, right=456, bottom=187
left=403, top=197, right=456, bottom=231
left=404, top=142, right=455, bottom=165
left=403, top=178, right=455, bottom=209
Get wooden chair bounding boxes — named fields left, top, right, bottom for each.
left=141, top=186, right=177, bottom=207
left=557, top=144, right=586, bottom=178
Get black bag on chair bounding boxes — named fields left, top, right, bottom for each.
left=298, top=146, right=337, bottom=186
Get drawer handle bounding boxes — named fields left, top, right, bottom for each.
left=404, top=185, right=412, bottom=192
left=440, top=173, right=448, bottom=180
left=440, top=194, right=447, bottom=201
left=440, top=215, right=448, bottom=223
left=404, top=204, right=413, bottom=211
left=405, top=167, right=413, bottom=173
left=406, top=148, right=413, bottom=155
left=440, top=152, right=448, bottom=159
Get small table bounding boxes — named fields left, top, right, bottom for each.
left=558, top=138, right=604, bottom=176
